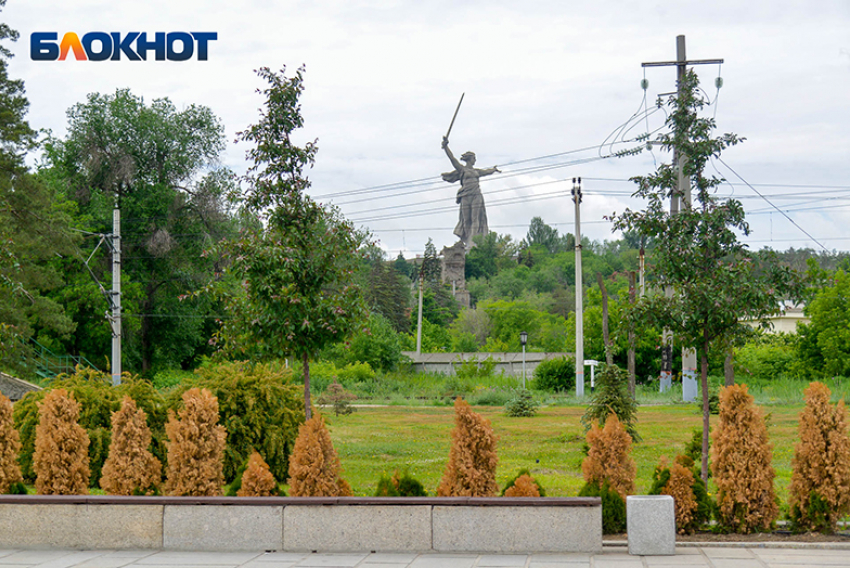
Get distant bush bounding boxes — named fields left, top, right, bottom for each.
left=505, top=389, right=538, bottom=417
left=455, top=356, right=498, bottom=380
left=326, top=314, right=402, bottom=371
left=789, top=382, right=850, bottom=533
left=532, top=356, right=574, bottom=392
left=581, top=364, right=640, bottom=442
left=735, top=334, right=796, bottom=382
left=164, top=388, right=226, bottom=496
left=317, top=381, right=356, bottom=416
left=34, top=389, right=90, bottom=495
left=0, top=393, right=22, bottom=494
left=468, top=388, right=512, bottom=407
left=501, top=469, right=545, bottom=497
left=437, top=397, right=499, bottom=497
left=237, top=451, right=279, bottom=497
left=711, top=384, right=778, bottom=533
left=100, top=397, right=161, bottom=496
left=288, top=415, right=351, bottom=497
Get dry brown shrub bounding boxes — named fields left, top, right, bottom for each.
left=664, top=461, right=698, bottom=534
left=581, top=413, right=635, bottom=500
left=100, top=396, right=161, bottom=495
left=287, top=415, right=351, bottom=496
left=237, top=451, right=278, bottom=497
left=164, top=388, right=226, bottom=496
left=710, top=384, right=778, bottom=533
left=789, top=381, right=850, bottom=532
left=504, top=474, right=540, bottom=497
left=0, top=393, right=22, bottom=493
left=437, top=397, right=499, bottom=497
left=33, top=389, right=90, bottom=495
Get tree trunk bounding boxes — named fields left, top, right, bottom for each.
left=701, top=334, right=711, bottom=485
left=627, top=271, right=636, bottom=397
left=724, top=350, right=734, bottom=386
left=596, top=273, right=613, bottom=366
left=303, top=352, right=312, bottom=420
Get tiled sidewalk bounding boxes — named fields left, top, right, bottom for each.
left=0, top=546, right=848, bottom=568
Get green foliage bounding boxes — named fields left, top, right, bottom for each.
left=172, top=361, right=305, bottom=484
left=797, top=269, right=850, bottom=378
left=501, top=468, right=546, bottom=496
left=581, top=364, right=640, bottom=442
left=455, top=357, right=498, bottom=380
left=532, top=356, right=575, bottom=392
left=317, top=381, right=356, bottom=416
left=505, top=389, right=538, bottom=417
left=207, top=67, right=365, bottom=420
left=375, top=470, right=427, bottom=497
left=736, top=333, right=797, bottom=382
left=790, top=491, right=833, bottom=534
left=327, top=313, right=402, bottom=372
left=579, top=481, right=626, bottom=534
left=13, top=369, right=166, bottom=487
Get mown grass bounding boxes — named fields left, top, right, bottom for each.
left=325, top=402, right=805, bottom=508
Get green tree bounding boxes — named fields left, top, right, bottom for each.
left=209, top=66, right=365, bottom=420
left=0, top=2, right=78, bottom=375
left=43, top=89, right=236, bottom=375
left=613, top=70, right=802, bottom=483
left=797, top=269, right=850, bottom=378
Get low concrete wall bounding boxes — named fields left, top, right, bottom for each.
left=0, top=496, right=602, bottom=553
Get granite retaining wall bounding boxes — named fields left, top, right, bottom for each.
left=0, top=496, right=602, bottom=553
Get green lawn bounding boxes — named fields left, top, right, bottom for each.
left=325, top=403, right=804, bottom=507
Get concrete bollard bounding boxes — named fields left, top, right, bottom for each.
left=626, top=495, right=675, bottom=556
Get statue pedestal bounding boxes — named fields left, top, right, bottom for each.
left=441, top=241, right=470, bottom=309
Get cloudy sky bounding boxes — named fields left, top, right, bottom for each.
left=5, top=0, right=850, bottom=258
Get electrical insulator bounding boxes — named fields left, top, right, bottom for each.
left=715, top=77, right=723, bottom=89
left=641, top=78, right=649, bottom=90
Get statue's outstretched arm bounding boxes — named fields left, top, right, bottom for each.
left=442, top=136, right=463, bottom=171
left=479, top=166, right=501, bottom=177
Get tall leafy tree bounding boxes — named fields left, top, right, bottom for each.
left=613, top=70, right=802, bottom=483
left=797, top=267, right=850, bottom=378
left=210, top=66, right=365, bottom=420
left=43, top=90, right=235, bottom=374
left=0, top=0, right=78, bottom=375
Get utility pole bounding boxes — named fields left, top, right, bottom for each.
left=572, top=177, right=584, bottom=398
left=416, top=262, right=424, bottom=356
left=111, top=202, right=122, bottom=386
left=642, top=35, right=723, bottom=400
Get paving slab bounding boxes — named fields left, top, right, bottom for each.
left=644, top=554, right=710, bottom=566
left=134, top=551, right=260, bottom=565
left=407, top=556, right=477, bottom=568
left=293, top=553, right=370, bottom=567
left=703, top=547, right=758, bottom=558
left=475, top=554, right=528, bottom=567
left=363, top=554, right=420, bottom=564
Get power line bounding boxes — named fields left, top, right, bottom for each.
left=715, top=157, right=829, bottom=251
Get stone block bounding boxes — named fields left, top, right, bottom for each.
left=283, top=505, right=432, bottom=551
left=163, top=504, right=283, bottom=551
left=626, top=495, right=675, bottom=556
left=432, top=505, right=602, bottom=553
left=0, top=504, right=162, bottom=549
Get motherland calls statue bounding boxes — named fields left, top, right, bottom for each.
left=441, top=135, right=499, bottom=251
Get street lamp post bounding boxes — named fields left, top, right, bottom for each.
left=520, top=331, right=528, bottom=389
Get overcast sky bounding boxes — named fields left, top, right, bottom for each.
left=5, top=0, right=850, bottom=258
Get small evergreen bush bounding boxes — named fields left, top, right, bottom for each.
left=288, top=415, right=351, bottom=497
left=579, top=481, right=626, bottom=534
left=0, top=393, right=22, bottom=494
left=375, top=470, right=427, bottom=496
left=100, top=397, right=161, bottom=496
left=649, top=456, right=713, bottom=534
left=532, top=356, right=575, bottom=392
left=505, top=389, right=537, bottom=417
left=581, top=413, right=635, bottom=501
left=33, top=389, right=90, bottom=495
left=437, top=397, right=499, bottom=497
left=710, top=384, right=778, bottom=533
left=237, top=451, right=279, bottom=497
left=581, top=364, right=640, bottom=442
left=788, top=382, right=850, bottom=533
left=164, top=388, right=226, bottom=496
left=317, top=381, right=356, bottom=416
left=501, top=469, right=545, bottom=497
